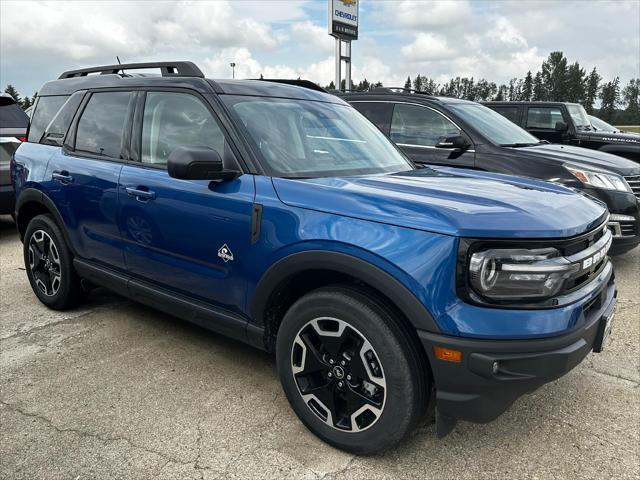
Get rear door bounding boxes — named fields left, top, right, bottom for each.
left=118, top=89, right=255, bottom=313
left=45, top=90, right=133, bottom=270
left=524, top=105, right=567, bottom=143
left=389, top=103, right=475, bottom=168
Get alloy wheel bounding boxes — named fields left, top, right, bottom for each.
left=28, top=229, right=62, bottom=297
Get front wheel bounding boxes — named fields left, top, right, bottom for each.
left=23, top=214, right=84, bottom=310
left=276, top=286, right=428, bottom=454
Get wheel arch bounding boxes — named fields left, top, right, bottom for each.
left=250, top=250, right=440, bottom=353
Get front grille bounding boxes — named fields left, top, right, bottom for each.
left=625, top=175, right=640, bottom=200
left=620, top=220, right=636, bottom=236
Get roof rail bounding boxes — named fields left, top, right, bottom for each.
left=58, top=61, right=204, bottom=79
left=384, top=87, right=433, bottom=95
left=257, top=79, right=327, bottom=93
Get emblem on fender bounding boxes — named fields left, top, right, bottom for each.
left=218, top=244, right=234, bottom=263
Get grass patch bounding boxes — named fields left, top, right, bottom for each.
left=615, top=125, right=640, bottom=133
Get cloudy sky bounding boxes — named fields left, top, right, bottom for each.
left=1, top=0, right=639, bottom=96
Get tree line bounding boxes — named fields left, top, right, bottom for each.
left=326, top=51, right=639, bottom=125
left=4, top=51, right=639, bottom=124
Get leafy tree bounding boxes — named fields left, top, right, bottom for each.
left=565, top=62, right=586, bottom=103
left=404, top=76, right=412, bottom=90
left=599, top=77, right=620, bottom=122
left=621, top=78, right=639, bottom=121
left=541, top=51, right=568, bottom=101
left=521, top=71, right=533, bottom=101
left=584, top=68, right=601, bottom=113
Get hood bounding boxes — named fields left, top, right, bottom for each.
left=514, top=143, right=640, bottom=175
left=582, top=130, right=640, bottom=143
left=272, top=168, right=607, bottom=238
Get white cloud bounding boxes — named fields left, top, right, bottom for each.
left=289, top=21, right=334, bottom=54
left=401, top=33, right=457, bottom=62
left=374, top=0, right=472, bottom=29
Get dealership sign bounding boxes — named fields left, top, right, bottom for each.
left=328, top=0, right=358, bottom=40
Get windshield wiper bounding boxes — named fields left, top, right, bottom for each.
left=499, top=142, right=541, bottom=148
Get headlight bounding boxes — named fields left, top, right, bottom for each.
left=468, top=247, right=579, bottom=301
left=565, top=165, right=631, bottom=192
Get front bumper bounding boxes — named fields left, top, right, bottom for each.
left=584, top=187, right=639, bottom=253
left=419, top=266, right=616, bottom=424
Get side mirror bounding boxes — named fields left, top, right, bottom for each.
left=435, top=134, right=471, bottom=150
left=555, top=121, right=568, bottom=132
left=167, top=146, right=239, bottom=181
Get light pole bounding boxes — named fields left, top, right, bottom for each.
left=230, top=62, right=236, bottom=79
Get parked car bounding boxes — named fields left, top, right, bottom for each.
left=0, top=93, right=29, bottom=215
left=340, top=91, right=640, bottom=255
left=588, top=115, right=636, bottom=135
left=13, top=62, right=616, bottom=454
left=484, top=101, right=640, bottom=162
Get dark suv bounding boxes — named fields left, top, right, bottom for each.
left=12, top=62, right=616, bottom=454
left=341, top=91, right=640, bottom=255
left=1, top=93, right=29, bottom=215
left=485, top=101, right=640, bottom=162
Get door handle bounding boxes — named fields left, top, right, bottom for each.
left=126, top=187, right=156, bottom=201
left=52, top=171, right=73, bottom=184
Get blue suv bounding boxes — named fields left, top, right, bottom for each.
left=12, top=62, right=616, bottom=454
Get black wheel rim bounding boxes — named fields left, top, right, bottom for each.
left=291, top=317, right=386, bottom=432
left=28, top=230, right=62, bottom=297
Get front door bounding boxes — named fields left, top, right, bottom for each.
left=389, top=103, right=475, bottom=168
left=118, top=90, right=255, bottom=313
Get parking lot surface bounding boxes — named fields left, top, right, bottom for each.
left=1, top=214, right=638, bottom=479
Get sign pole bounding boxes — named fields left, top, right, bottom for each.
left=335, top=37, right=341, bottom=91
left=344, top=41, right=351, bottom=91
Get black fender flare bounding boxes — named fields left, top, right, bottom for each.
left=250, top=250, right=440, bottom=333
left=15, top=188, right=77, bottom=255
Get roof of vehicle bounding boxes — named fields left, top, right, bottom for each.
left=338, top=91, right=477, bottom=106
left=484, top=101, right=580, bottom=106
left=38, top=61, right=343, bottom=104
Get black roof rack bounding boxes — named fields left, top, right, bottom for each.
left=257, top=79, right=327, bottom=93
left=58, top=61, right=204, bottom=79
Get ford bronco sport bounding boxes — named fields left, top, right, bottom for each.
left=12, top=62, right=616, bottom=454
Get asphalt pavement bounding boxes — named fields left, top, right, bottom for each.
left=1, top=214, right=638, bottom=479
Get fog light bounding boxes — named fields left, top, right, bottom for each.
left=433, top=346, right=462, bottom=363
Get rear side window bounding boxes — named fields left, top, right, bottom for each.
left=526, top=107, right=564, bottom=129
left=351, top=102, right=393, bottom=134
left=41, top=91, right=84, bottom=146
left=491, top=107, right=519, bottom=124
left=27, top=95, right=68, bottom=143
left=390, top=104, right=460, bottom=146
left=75, top=91, right=133, bottom=158
left=141, top=91, right=225, bottom=165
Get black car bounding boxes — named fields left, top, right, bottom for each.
left=485, top=101, right=640, bottom=162
left=0, top=93, right=29, bottom=215
left=340, top=91, right=640, bottom=254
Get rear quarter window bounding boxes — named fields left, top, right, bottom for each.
left=28, top=95, right=69, bottom=142
left=491, top=107, right=520, bottom=124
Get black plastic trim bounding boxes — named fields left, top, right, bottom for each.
left=59, top=61, right=205, bottom=79
left=251, top=203, right=262, bottom=244
left=250, top=250, right=440, bottom=333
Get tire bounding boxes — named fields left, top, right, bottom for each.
left=276, top=286, right=428, bottom=454
left=23, top=214, right=84, bottom=310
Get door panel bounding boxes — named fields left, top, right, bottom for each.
left=118, top=166, right=255, bottom=312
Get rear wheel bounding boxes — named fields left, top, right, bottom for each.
left=23, top=214, right=83, bottom=310
left=276, top=286, right=428, bottom=454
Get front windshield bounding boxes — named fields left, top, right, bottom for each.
left=448, top=103, right=540, bottom=146
left=222, top=95, right=413, bottom=178
left=567, top=104, right=591, bottom=129
left=589, top=115, right=616, bottom=132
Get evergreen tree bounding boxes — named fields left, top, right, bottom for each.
left=326, top=81, right=335, bottom=90
left=404, top=76, right=412, bottom=90
left=356, top=78, right=371, bottom=92
left=532, top=72, right=545, bottom=100
left=3, top=84, right=21, bottom=103
left=599, top=77, right=620, bottom=122
left=20, top=96, right=32, bottom=109
left=541, top=51, right=568, bottom=101
left=565, top=62, right=586, bottom=103
left=584, top=68, right=601, bottom=114
left=522, top=71, right=533, bottom=101
left=413, top=74, right=423, bottom=92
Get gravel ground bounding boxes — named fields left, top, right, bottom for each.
left=1, top=214, right=638, bottom=479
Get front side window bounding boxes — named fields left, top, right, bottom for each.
left=141, top=92, right=226, bottom=165
left=526, top=107, right=564, bottom=129
left=449, top=104, right=540, bottom=146
left=75, top=92, right=132, bottom=158
left=223, top=96, right=412, bottom=178
left=350, top=102, right=393, bottom=134
left=567, top=104, right=591, bottom=129
left=390, top=104, right=460, bottom=146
